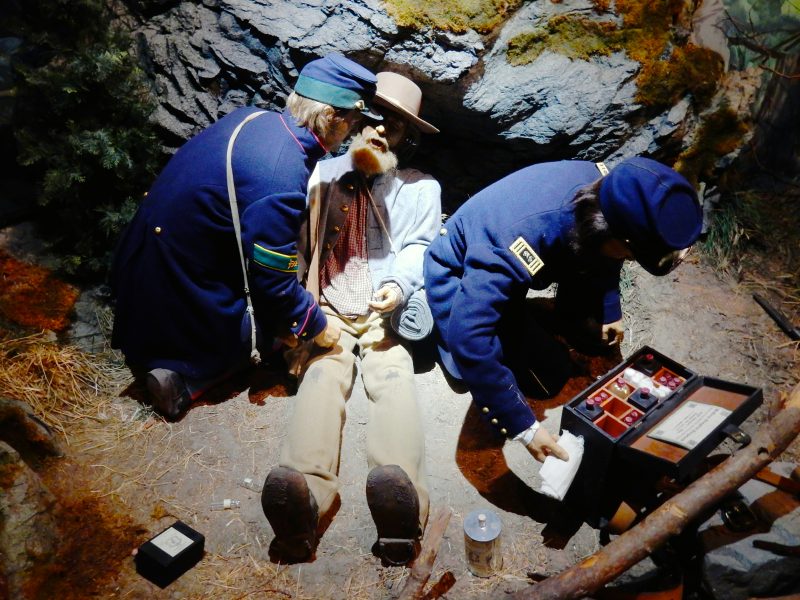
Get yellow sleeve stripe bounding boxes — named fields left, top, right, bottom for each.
left=253, top=243, right=299, bottom=273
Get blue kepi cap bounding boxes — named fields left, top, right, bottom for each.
left=599, top=157, right=702, bottom=276
left=294, top=53, right=382, bottom=120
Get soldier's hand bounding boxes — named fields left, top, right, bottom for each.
left=601, top=319, right=625, bottom=346
left=314, top=321, right=341, bottom=348
left=368, top=284, right=402, bottom=314
left=526, top=428, right=569, bottom=463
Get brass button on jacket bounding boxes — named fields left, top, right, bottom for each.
left=341, top=205, right=349, bottom=213
left=491, top=418, right=498, bottom=425
left=154, top=226, right=162, bottom=235
left=482, top=407, right=489, bottom=414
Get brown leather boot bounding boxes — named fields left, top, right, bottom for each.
left=261, top=466, right=319, bottom=561
left=366, top=465, right=420, bottom=566
left=145, top=368, right=191, bottom=420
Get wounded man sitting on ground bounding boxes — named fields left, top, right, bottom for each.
left=261, top=72, right=441, bottom=566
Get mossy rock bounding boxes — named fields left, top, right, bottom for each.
left=507, top=0, right=723, bottom=112
left=383, top=0, right=522, bottom=33
left=635, top=44, right=724, bottom=108
left=676, top=106, right=749, bottom=186
left=507, top=15, right=620, bottom=65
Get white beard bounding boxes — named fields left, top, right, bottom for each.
left=348, top=132, right=399, bottom=176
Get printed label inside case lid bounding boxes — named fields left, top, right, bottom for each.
left=646, top=400, right=732, bottom=450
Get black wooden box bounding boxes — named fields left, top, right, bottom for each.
left=135, top=520, right=205, bottom=588
left=559, top=346, right=762, bottom=526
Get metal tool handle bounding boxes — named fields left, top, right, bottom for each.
left=753, top=293, right=800, bottom=340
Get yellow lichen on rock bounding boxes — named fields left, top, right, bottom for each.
left=507, top=0, right=724, bottom=111
left=383, top=0, right=522, bottom=33
left=675, top=106, right=749, bottom=186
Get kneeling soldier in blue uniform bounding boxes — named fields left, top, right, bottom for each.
left=423, top=158, right=703, bottom=462
left=110, top=54, right=381, bottom=419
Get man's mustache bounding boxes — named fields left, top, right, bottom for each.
left=349, top=131, right=398, bottom=176
left=364, top=134, right=387, bottom=153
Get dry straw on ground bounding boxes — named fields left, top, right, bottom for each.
left=0, top=330, right=401, bottom=598
left=0, top=331, right=130, bottom=442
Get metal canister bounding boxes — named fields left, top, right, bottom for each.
left=463, top=509, right=503, bottom=577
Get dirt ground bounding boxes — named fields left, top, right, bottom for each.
left=1, top=183, right=799, bottom=598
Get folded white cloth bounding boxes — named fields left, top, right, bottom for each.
left=390, top=288, right=434, bottom=341
left=538, top=431, right=584, bottom=501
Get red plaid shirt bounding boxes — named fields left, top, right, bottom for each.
left=320, top=179, right=373, bottom=317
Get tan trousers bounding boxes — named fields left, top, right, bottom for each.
left=280, top=307, right=429, bottom=528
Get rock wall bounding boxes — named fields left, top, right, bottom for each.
left=126, top=0, right=762, bottom=208
left=0, top=398, right=62, bottom=599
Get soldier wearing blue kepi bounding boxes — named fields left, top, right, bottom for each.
left=423, top=158, right=703, bottom=462
left=110, top=54, right=382, bottom=420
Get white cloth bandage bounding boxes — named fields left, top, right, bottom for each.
left=514, top=421, right=540, bottom=445
left=538, top=431, right=585, bottom=501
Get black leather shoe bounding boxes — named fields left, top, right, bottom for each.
left=261, top=466, right=319, bottom=561
left=145, top=368, right=192, bottom=420
left=366, top=465, right=420, bottom=566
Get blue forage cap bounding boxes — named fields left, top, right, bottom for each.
left=599, top=157, right=702, bottom=276
left=294, top=53, right=382, bottom=120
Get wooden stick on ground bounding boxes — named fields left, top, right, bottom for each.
left=514, top=382, right=800, bottom=600
left=395, top=506, right=453, bottom=600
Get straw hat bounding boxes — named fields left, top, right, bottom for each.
left=374, top=72, right=439, bottom=134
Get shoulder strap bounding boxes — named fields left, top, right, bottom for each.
left=306, top=165, right=322, bottom=301
left=226, top=110, right=267, bottom=365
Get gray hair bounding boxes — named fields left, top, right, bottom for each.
left=286, top=91, right=336, bottom=140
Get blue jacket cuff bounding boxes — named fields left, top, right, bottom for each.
left=472, top=390, right=537, bottom=438
left=290, top=304, right=326, bottom=340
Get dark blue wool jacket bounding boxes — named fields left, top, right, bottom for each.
left=424, top=161, right=622, bottom=438
left=111, top=107, right=327, bottom=379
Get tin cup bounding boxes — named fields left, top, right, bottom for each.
left=464, top=509, right=503, bottom=577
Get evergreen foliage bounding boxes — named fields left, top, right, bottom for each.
left=9, top=0, right=163, bottom=278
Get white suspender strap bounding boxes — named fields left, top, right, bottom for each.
left=596, top=161, right=609, bottom=176
left=226, top=110, right=267, bottom=365
left=306, top=165, right=322, bottom=302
